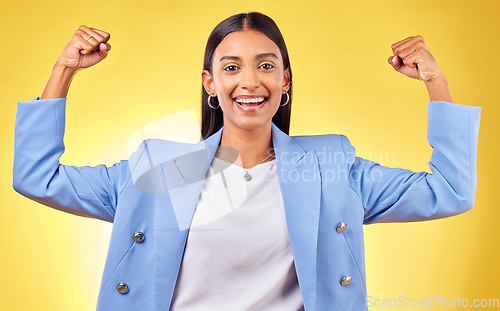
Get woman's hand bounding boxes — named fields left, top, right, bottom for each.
left=41, top=26, right=111, bottom=99
left=388, top=35, right=452, bottom=102
left=56, top=25, right=111, bottom=71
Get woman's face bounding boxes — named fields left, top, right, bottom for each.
left=203, top=30, right=290, bottom=132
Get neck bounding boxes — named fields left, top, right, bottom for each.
left=218, top=121, right=275, bottom=169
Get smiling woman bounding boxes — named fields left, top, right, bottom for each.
left=202, top=28, right=291, bottom=169
left=12, top=11, right=481, bottom=311
left=201, top=13, right=292, bottom=140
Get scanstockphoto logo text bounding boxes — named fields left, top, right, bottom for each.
left=273, top=147, right=397, bottom=185
left=276, top=166, right=385, bottom=185
left=368, top=296, right=500, bottom=309
left=272, top=146, right=397, bottom=166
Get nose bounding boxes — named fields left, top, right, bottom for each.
left=239, top=68, right=260, bottom=91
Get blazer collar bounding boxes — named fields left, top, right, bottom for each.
left=272, top=123, right=321, bottom=310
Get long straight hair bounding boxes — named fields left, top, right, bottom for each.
left=201, top=12, right=293, bottom=140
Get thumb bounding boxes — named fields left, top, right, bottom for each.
left=97, top=42, right=111, bottom=58
left=388, top=55, right=402, bottom=71
left=388, top=55, right=397, bottom=67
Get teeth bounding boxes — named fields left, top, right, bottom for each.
left=235, top=97, right=265, bottom=104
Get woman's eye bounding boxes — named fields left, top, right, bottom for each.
left=260, top=63, right=274, bottom=70
left=224, top=65, right=238, bottom=71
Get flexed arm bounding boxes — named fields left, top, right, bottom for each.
left=347, top=36, right=481, bottom=223
left=13, top=26, right=125, bottom=222
left=41, top=25, right=111, bottom=99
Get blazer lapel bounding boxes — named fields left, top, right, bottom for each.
left=272, top=123, right=321, bottom=311
left=150, top=127, right=223, bottom=310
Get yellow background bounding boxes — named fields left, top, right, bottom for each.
left=1, top=0, right=498, bottom=310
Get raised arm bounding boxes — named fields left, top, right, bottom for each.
left=348, top=36, right=481, bottom=223
left=13, top=26, right=125, bottom=223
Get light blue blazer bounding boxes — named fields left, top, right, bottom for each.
left=13, top=98, right=481, bottom=311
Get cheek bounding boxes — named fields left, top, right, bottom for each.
left=264, top=76, right=285, bottom=96
left=214, top=80, right=237, bottom=110
left=213, top=72, right=233, bottom=87
left=214, top=78, right=237, bottom=98
left=265, top=73, right=284, bottom=89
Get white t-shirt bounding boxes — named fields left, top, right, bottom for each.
left=170, top=156, right=304, bottom=311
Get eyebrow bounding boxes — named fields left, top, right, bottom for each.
left=219, top=53, right=278, bottom=62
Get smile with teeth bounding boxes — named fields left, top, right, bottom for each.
left=232, top=96, right=269, bottom=112
left=234, top=97, right=267, bottom=105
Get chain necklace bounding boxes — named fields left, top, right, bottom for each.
left=216, top=147, right=275, bottom=182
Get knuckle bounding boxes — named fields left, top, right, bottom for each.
left=75, top=31, right=86, bottom=38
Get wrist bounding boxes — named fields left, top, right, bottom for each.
left=423, top=70, right=447, bottom=85
left=52, top=61, right=79, bottom=78
left=41, top=63, right=78, bottom=99
left=424, top=74, right=452, bottom=103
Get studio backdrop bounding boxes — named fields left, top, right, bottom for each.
left=1, top=0, right=498, bottom=310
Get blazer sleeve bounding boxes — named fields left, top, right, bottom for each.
left=13, top=97, right=128, bottom=223
left=341, top=101, right=482, bottom=224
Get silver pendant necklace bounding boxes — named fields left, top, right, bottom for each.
left=216, top=148, right=275, bottom=182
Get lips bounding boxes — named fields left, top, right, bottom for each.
left=233, top=96, right=268, bottom=112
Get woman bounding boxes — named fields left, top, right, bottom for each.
left=13, top=12, right=480, bottom=311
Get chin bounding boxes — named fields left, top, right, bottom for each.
left=224, top=116, right=273, bottom=132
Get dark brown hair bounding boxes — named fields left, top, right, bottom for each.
left=201, top=12, right=293, bottom=140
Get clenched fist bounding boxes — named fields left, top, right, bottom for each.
left=56, top=25, right=111, bottom=71
left=388, top=35, right=444, bottom=83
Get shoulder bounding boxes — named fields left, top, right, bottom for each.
left=289, top=134, right=356, bottom=167
left=290, top=133, right=354, bottom=153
